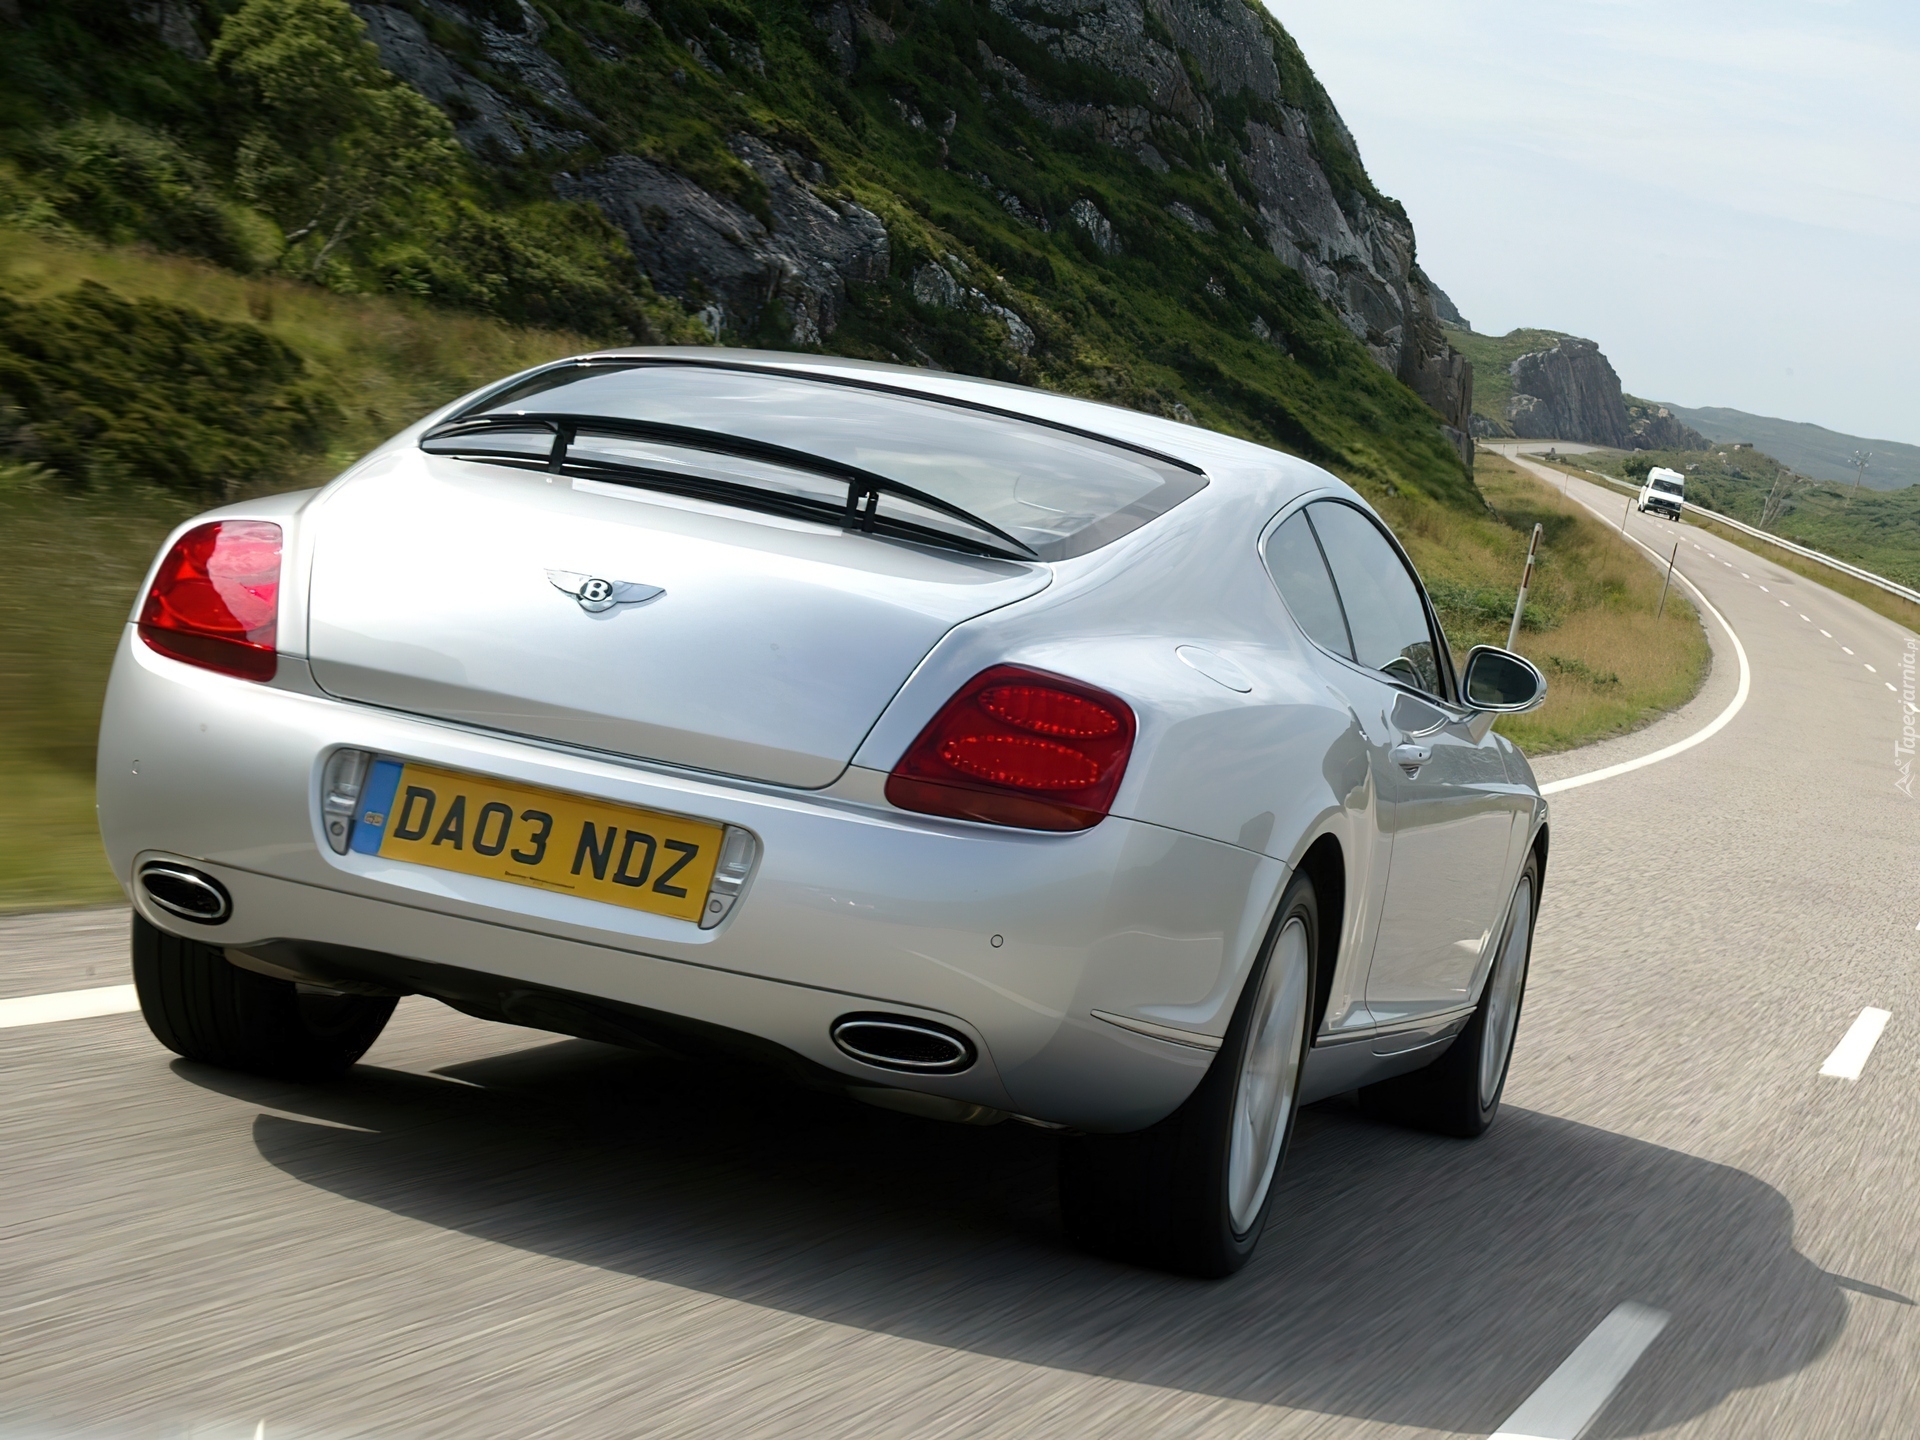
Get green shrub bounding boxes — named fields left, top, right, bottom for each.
left=372, top=201, right=666, bottom=342
left=0, top=280, right=337, bottom=494
left=10, top=117, right=274, bottom=269
left=213, top=0, right=462, bottom=280
left=1424, top=575, right=1551, bottom=635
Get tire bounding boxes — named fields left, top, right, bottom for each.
left=1059, top=872, right=1318, bottom=1277
left=1360, top=852, right=1538, bottom=1138
left=132, top=914, right=397, bottom=1080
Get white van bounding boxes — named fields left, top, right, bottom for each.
left=1638, top=466, right=1685, bottom=520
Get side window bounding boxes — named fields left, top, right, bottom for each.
left=1305, top=502, right=1445, bottom=698
left=1262, top=512, right=1352, bottom=658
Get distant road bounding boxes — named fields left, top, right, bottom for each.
left=3, top=465, right=1916, bottom=1438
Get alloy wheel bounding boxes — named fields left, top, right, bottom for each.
left=1226, top=915, right=1313, bottom=1234
left=1478, top=875, right=1533, bottom=1108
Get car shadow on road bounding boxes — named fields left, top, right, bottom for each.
left=179, top=1037, right=1845, bottom=1436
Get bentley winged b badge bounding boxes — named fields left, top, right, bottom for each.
left=546, top=570, right=666, bottom=614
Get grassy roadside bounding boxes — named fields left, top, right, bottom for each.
left=0, top=233, right=592, bottom=913
left=0, top=467, right=199, bottom=911
left=1394, top=452, right=1709, bottom=754
left=0, top=227, right=589, bottom=489
left=1540, top=457, right=1920, bottom=635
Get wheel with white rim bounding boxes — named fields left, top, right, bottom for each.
left=1361, top=851, right=1539, bottom=1138
left=1059, top=872, right=1318, bottom=1277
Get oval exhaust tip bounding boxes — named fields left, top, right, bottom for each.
left=138, top=863, right=232, bottom=925
left=831, top=1013, right=975, bottom=1074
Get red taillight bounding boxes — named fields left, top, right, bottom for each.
left=137, top=520, right=282, bottom=682
left=886, top=665, right=1136, bottom=831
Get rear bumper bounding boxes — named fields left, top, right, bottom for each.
left=98, top=630, right=1284, bottom=1130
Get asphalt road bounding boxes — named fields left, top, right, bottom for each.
left=2, top=461, right=1914, bottom=1439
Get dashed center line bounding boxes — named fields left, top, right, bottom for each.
left=1666, top=512, right=1873, bottom=677
left=1821, top=1008, right=1891, bottom=1081
left=1488, top=1303, right=1670, bottom=1440
left=0, top=985, right=139, bottom=1029
left=1889, top=683, right=1899, bottom=693
left=1867, top=664, right=1878, bottom=673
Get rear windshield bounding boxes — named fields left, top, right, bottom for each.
left=1651, top=478, right=1683, bottom=495
left=434, top=362, right=1205, bottom=561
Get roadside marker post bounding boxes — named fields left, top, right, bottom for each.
left=1656, top=542, right=1679, bottom=620
left=1620, top=497, right=1632, bottom=537
left=1508, top=524, right=1543, bottom=651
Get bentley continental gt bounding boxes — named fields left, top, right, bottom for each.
left=101, top=350, right=1549, bottom=1276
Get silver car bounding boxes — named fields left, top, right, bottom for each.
left=100, top=350, right=1549, bottom=1276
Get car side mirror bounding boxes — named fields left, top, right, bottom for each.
left=1461, top=645, right=1547, bottom=713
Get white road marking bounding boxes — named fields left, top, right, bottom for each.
left=1820, top=1008, right=1891, bottom=1081
left=1889, top=683, right=1899, bottom=693
left=1488, top=1302, right=1670, bottom=1440
left=1537, top=480, right=1751, bottom=796
left=1867, top=664, right=1878, bottom=672
left=1821, top=630, right=1831, bottom=637
left=1759, top=585, right=1769, bottom=592
left=1529, top=469, right=1754, bottom=795
left=1741, top=572, right=1750, bottom=578
left=0, top=984, right=139, bottom=1029
left=1780, top=599, right=1791, bottom=606
left=1801, top=615, right=1811, bottom=622
left=1844, top=646, right=1855, bottom=655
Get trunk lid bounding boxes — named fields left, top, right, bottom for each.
left=305, top=455, right=1049, bottom=787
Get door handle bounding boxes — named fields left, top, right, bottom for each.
left=1391, top=742, right=1431, bottom=775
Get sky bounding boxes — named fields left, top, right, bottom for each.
left=1268, top=0, right=1919, bottom=444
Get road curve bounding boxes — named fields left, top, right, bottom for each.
left=2, top=462, right=1915, bottom=1439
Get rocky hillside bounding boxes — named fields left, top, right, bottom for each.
left=1450, top=328, right=1706, bottom=452
left=0, top=0, right=1479, bottom=506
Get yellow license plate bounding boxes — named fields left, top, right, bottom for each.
left=352, top=760, right=723, bottom=921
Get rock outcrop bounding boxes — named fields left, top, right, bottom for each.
left=982, top=0, right=1472, bottom=449
left=1506, top=338, right=1629, bottom=446
left=353, top=3, right=886, bottom=344
left=1624, top=400, right=1709, bottom=452
left=555, top=137, right=889, bottom=347
left=1429, top=283, right=1469, bottom=331
left=351, top=2, right=589, bottom=157
left=1505, top=336, right=1709, bottom=451
left=909, top=260, right=1036, bottom=354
